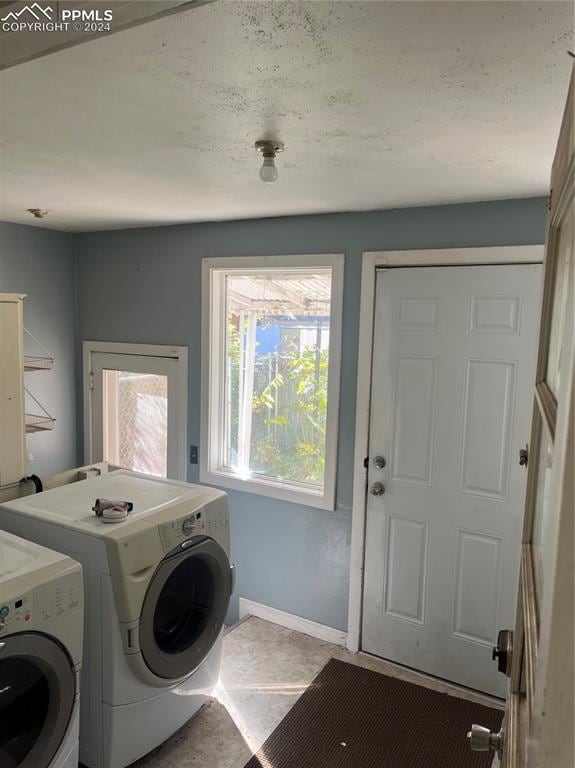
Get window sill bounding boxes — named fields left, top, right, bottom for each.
left=199, top=467, right=335, bottom=511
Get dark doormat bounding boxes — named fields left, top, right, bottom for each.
left=244, top=658, right=503, bottom=768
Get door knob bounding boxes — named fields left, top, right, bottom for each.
left=492, top=629, right=513, bottom=676
left=370, top=482, right=385, bottom=496
left=467, top=724, right=504, bottom=756
left=373, top=455, right=386, bottom=469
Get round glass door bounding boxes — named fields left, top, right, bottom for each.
left=140, top=537, right=232, bottom=680
left=0, top=634, right=75, bottom=768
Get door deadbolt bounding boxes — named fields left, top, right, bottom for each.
left=370, top=482, right=385, bottom=496
left=492, top=629, right=513, bottom=677
left=373, top=455, right=386, bottom=469
left=519, top=445, right=529, bottom=467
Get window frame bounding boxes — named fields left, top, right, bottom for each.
left=83, top=341, right=188, bottom=481
left=200, top=254, right=344, bottom=511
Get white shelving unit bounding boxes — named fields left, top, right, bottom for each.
left=0, top=293, right=26, bottom=485
left=0, top=293, right=56, bottom=487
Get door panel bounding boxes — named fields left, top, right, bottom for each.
left=384, top=515, right=429, bottom=624
left=362, top=264, right=541, bottom=697
left=391, top=356, right=436, bottom=485
left=452, top=530, right=502, bottom=645
left=461, top=359, right=516, bottom=499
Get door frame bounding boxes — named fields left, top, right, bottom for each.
left=347, top=245, right=545, bottom=653
left=83, top=341, right=188, bottom=481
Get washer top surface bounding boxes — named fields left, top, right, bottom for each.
left=0, top=529, right=66, bottom=581
left=0, top=471, right=225, bottom=538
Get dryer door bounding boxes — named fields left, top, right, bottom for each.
left=0, top=633, right=76, bottom=768
left=140, top=536, right=232, bottom=680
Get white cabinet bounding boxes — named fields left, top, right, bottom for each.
left=0, top=294, right=26, bottom=485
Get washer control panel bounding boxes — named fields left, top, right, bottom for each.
left=158, top=502, right=229, bottom=552
left=36, top=579, right=81, bottom=625
left=0, top=575, right=81, bottom=636
left=0, top=594, right=33, bottom=635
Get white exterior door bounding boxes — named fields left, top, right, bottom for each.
left=362, top=264, right=541, bottom=697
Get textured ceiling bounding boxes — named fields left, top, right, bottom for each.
left=0, top=1, right=572, bottom=232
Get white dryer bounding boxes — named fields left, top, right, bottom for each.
left=0, top=529, right=83, bottom=768
left=0, top=470, right=233, bottom=768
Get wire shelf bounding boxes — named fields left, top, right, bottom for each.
left=24, top=387, right=56, bottom=433
left=24, top=327, right=55, bottom=372
left=24, top=355, right=55, bottom=372
left=25, top=413, right=56, bottom=433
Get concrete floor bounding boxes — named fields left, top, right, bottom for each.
left=133, top=616, right=503, bottom=768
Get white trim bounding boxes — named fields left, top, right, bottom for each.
left=364, top=244, right=544, bottom=267
left=347, top=245, right=545, bottom=653
left=238, top=597, right=348, bottom=647
left=82, top=341, right=187, bottom=358
left=82, top=341, right=188, bottom=482
left=200, top=254, right=344, bottom=511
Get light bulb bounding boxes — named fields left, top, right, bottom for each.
left=259, top=155, right=278, bottom=183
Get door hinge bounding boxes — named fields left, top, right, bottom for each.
left=89, top=371, right=94, bottom=390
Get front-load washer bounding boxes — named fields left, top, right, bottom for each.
left=0, top=470, right=234, bottom=768
left=0, top=529, right=83, bottom=768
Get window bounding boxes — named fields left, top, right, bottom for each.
left=83, top=342, right=188, bottom=480
left=201, top=255, right=344, bottom=509
left=545, top=202, right=573, bottom=398
left=527, top=180, right=574, bottom=629
left=102, top=370, right=168, bottom=477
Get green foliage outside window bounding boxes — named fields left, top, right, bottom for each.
left=227, top=317, right=329, bottom=487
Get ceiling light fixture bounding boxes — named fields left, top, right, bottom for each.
left=255, top=140, right=285, bottom=183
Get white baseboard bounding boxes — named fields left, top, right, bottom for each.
left=238, top=597, right=348, bottom=647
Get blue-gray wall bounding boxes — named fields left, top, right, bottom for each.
left=0, top=222, right=78, bottom=475
left=76, top=197, right=548, bottom=629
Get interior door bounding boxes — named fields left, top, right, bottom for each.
left=362, top=264, right=541, bottom=697
left=494, top=68, right=573, bottom=768
left=86, top=349, right=184, bottom=480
